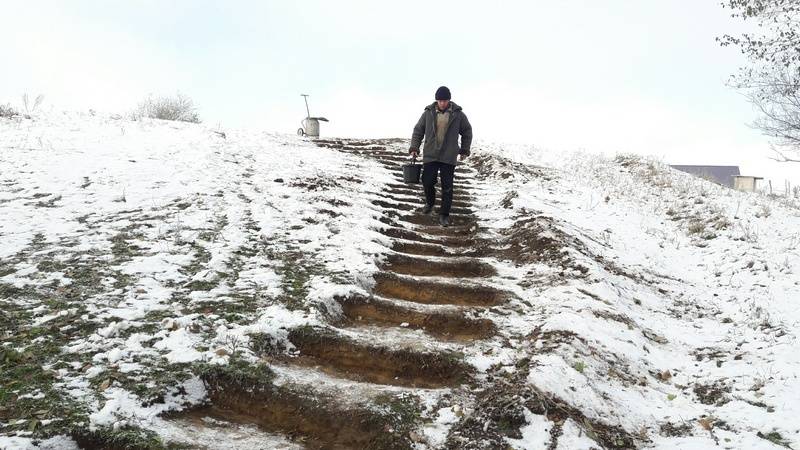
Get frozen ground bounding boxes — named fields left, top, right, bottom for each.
left=1, top=111, right=799, bottom=449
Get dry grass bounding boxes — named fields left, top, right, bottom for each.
left=132, top=93, right=200, bottom=123
left=0, top=104, right=18, bottom=118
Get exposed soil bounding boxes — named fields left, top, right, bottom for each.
left=446, top=368, right=637, bottom=449
left=283, top=326, right=473, bottom=388
left=396, top=212, right=478, bottom=227
left=379, top=227, right=478, bottom=248
left=407, top=222, right=478, bottom=237
left=164, top=138, right=609, bottom=449
left=371, top=198, right=415, bottom=211
left=336, top=294, right=496, bottom=341
left=373, top=272, right=508, bottom=306
left=390, top=240, right=456, bottom=256
left=384, top=186, right=473, bottom=202
left=198, top=363, right=413, bottom=450
left=382, top=253, right=496, bottom=278
left=379, top=191, right=473, bottom=210
left=693, top=380, right=732, bottom=406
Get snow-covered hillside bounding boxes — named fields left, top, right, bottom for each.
left=1, top=111, right=798, bottom=449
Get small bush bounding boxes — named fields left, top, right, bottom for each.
left=22, top=93, right=44, bottom=116
left=132, top=93, right=200, bottom=123
left=737, top=222, right=759, bottom=243
left=687, top=220, right=706, bottom=235
left=0, top=104, right=18, bottom=118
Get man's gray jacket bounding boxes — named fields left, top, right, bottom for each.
left=409, top=102, right=472, bottom=165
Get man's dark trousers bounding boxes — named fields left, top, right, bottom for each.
left=422, top=161, right=455, bottom=216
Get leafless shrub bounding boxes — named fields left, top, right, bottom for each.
left=113, top=188, right=127, bottom=204
left=755, top=203, right=772, bottom=218
left=132, top=93, right=201, bottom=123
left=787, top=233, right=800, bottom=251
left=0, top=103, right=18, bottom=118
left=737, top=222, right=759, bottom=243
left=687, top=220, right=706, bottom=235
left=777, top=256, right=792, bottom=273
left=22, top=93, right=44, bottom=116
left=224, top=334, right=243, bottom=356
left=712, top=215, right=733, bottom=230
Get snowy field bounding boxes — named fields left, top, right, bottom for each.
left=1, top=111, right=799, bottom=449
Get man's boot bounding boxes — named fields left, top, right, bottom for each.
left=418, top=204, right=433, bottom=215
left=439, top=214, right=450, bottom=227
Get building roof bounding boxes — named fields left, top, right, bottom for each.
left=669, top=165, right=741, bottom=187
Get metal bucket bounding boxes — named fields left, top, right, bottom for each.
left=403, top=157, right=422, bottom=184
left=303, top=118, right=320, bottom=138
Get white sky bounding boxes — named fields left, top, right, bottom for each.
left=2, top=1, right=798, bottom=186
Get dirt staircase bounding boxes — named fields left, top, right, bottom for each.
left=171, top=138, right=512, bottom=449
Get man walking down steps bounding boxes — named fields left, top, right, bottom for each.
left=409, top=86, right=473, bottom=227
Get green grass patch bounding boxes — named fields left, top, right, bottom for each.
left=73, top=424, right=174, bottom=450
left=372, top=392, right=421, bottom=449
left=195, top=357, right=275, bottom=387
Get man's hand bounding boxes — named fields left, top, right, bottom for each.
left=458, top=153, right=468, bottom=161
left=409, top=149, right=419, bottom=158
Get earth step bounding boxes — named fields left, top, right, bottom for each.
left=374, top=197, right=475, bottom=215
left=284, top=326, right=472, bottom=388
left=387, top=183, right=476, bottom=196
left=338, top=150, right=407, bottom=161
left=356, top=149, right=475, bottom=166
left=377, top=216, right=477, bottom=236
left=383, top=184, right=473, bottom=202
left=156, top=411, right=303, bottom=450
left=382, top=253, right=496, bottom=277
left=321, top=139, right=385, bottom=147
left=195, top=362, right=417, bottom=450
left=340, top=145, right=387, bottom=151
left=357, top=152, right=406, bottom=160
left=405, top=221, right=478, bottom=237
left=336, top=294, right=496, bottom=341
left=270, top=361, right=415, bottom=398
left=396, top=212, right=478, bottom=227
left=440, top=206, right=475, bottom=216
left=339, top=140, right=388, bottom=146
left=377, top=159, right=475, bottom=172
left=384, top=181, right=476, bottom=194
left=380, top=192, right=473, bottom=210
left=371, top=197, right=474, bottom=215
left=383, top=167, right=476, bottom=179
left=390, top=239, right=483, bottom=257
left=314, top=142, right=344, bottom=149
left=391, top=174, right=475, bottom=186
left=387, top=181, right=477, bottom=191
left=373, top=272, right=508, bottom=306
left=384, top=187, right=473, bottom=203
left=341, top=147, right=404, bottom=154
left=379, top=226, right=477, bottom=248
left=341, top=150, right=411, bottom=159
left=376, top=160, right=474, bottom=174
left=371, top=198, right=415, bottom=211
left=323, top=144, right=477, bottom=174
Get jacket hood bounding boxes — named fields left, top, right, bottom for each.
left=425, top=101, right=462, bottom=112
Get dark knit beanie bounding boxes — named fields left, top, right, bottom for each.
left=435, top=86, right=451, bottom=100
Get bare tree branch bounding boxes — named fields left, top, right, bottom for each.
left=720, top=1, right=800, bottom=162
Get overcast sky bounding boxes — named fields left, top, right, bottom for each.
left=2, top=1, right=798, bottom=186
